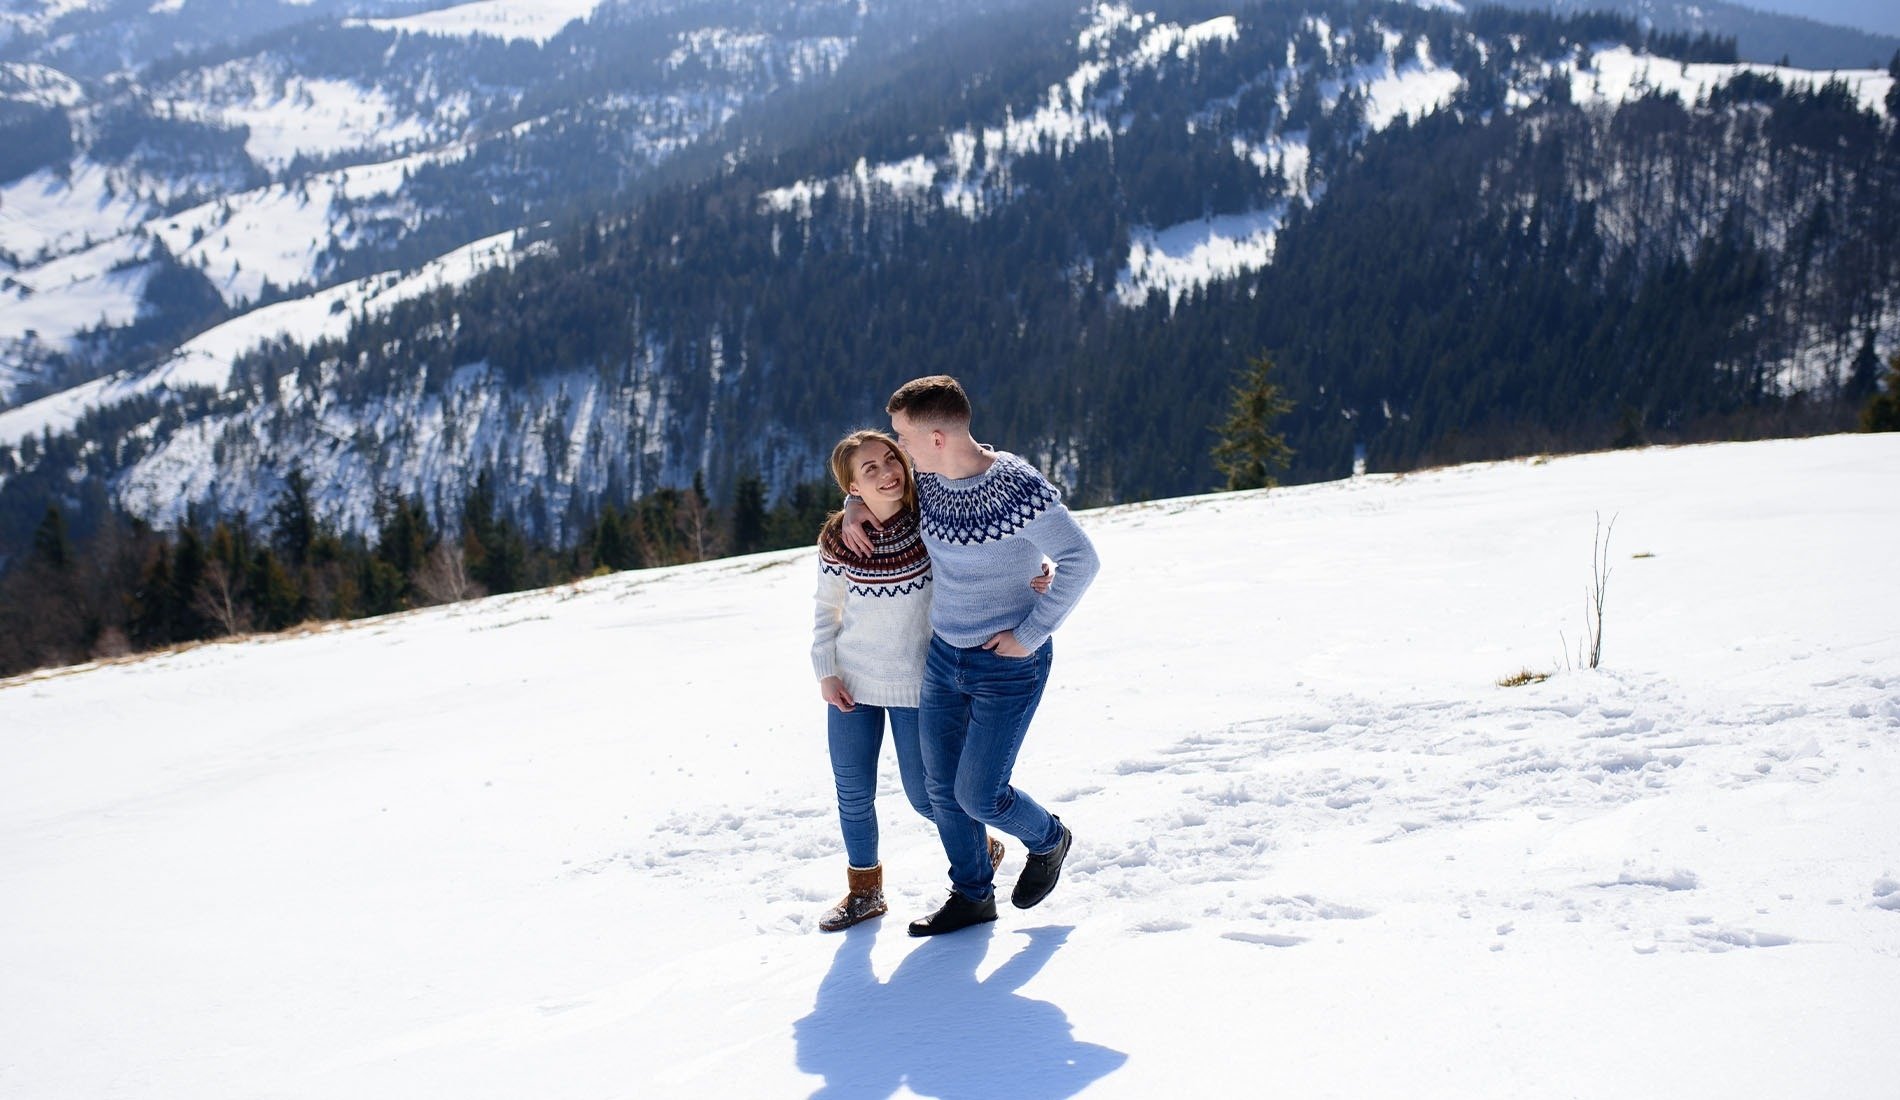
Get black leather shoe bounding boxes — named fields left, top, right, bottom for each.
left=1011, top=820, right=1072, bottom=909
left=907, top=890, right=998, bottom=937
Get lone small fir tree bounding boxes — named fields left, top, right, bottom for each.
left=1862, top=353, right=1900, bottom=433
left=1212, top=353, right=1296, bottom=491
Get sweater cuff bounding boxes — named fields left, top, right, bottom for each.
left=1013, top=624, right=1050, bottom=654
left=813, top=653, right=840, bottom=681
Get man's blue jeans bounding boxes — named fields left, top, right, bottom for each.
left=920, top=635, right=1064, bottom=901
left=827, top=703, right=932, bottom=869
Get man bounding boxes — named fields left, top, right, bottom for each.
left=842, top=375, right=1100, bottom=936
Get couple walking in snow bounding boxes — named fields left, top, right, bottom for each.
left=809, top=375, right=1101, bottom=936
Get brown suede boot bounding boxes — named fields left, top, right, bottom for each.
left=818, top=863, right=887, bottom=932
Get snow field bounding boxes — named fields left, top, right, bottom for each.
left=1, top=433, right=1897, bottom=1096
left=0, top=231, right=152, bottom=343
left=352, top=0, right=604, bottom=45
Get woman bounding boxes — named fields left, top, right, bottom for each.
left=810, top=429, right=1046, bottom=931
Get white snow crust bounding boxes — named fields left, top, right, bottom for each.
left=2, top=433, right=1897, bottom=1097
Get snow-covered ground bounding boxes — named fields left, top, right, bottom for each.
left=155, top=61, right=441, bottom=172
left=0, top=230, right=151, bottom=344
left=2, top=433, right=1896, bottom=1097
left=0, top=161, right=155, bottom=263
left=1556, top=46, right=1893, bottom=117
left=351, top=0, right=604, bottom=45
left=145, top=147, right=471, bottom=308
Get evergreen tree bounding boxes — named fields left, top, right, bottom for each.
left=374, top=493, right=431, bottom=589
left=730, top=471, right=768, bottom=556
left=250, top=549, right=302, bottom=630
left=270, top=467, right=317, bottom=567
left=1888, top=50, right=1899, bottom=120
left=1845, top=334, right=1881, bottom=406
left=1863, top=353, right=1900, bottom=432
left=1212, top=353, right=1296, bottom=491
left=31, top=505, right=72, bottom=572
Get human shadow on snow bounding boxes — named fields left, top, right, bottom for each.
left=794, top=922, right=1128, bottom=1099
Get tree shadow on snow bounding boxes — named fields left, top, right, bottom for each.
left=793, top=922, right=1128, bottom=1099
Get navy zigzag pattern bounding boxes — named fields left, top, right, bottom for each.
left=918, top=458, right=1058, bottom=546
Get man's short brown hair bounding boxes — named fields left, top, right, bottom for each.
left=887, top=375, right=972, bottom=426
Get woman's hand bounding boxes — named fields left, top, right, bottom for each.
left=1029, top=561, right=1053, bottom=594
left=820, top=676, right=856, bottom=712
left=839, top=497, right=878, bottom=556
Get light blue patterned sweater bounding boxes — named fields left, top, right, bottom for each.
left=916, top=451, right=1100, bottom=653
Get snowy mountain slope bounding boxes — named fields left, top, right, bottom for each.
left=0, top=145, right=467, bottom=363
left=0, top=1, right=443, bottom=78
left=764, top=2, right=1893, bottom=308
left=0, top=0, right=899, bottom=411
left=1, top=433, right=1895, bottom=1096
left=0, top=59, right=82, bottom=105
left=0, top=226, right=530, bottom=445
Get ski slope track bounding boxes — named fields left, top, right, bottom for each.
left=2, top=434, right=1897, bottom=1097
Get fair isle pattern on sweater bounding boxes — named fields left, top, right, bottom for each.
left=917, top=454, right=1059, bottom=546
left=818, top=504, right=932, bottom=598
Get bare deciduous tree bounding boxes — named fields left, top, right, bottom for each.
left=193, top=559, right=252, bottom=637
left=414, top=541, right=484, bottom=606
left=1584, top=513, right=1615, bottom=669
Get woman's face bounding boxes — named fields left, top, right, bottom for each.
left=847, top=442, right=910, bottom=505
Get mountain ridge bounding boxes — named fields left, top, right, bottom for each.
left=0, top=0, right=1894, bottom=571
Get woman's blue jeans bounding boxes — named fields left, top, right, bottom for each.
left=827, top=702, right=932, bottom=869
left=920, top=635, right=1063, bottom=901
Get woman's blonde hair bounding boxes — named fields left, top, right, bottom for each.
left=819, top=429, right=916, bottom=543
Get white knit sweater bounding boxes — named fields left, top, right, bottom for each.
left=810, top=505, right=933, bottom=708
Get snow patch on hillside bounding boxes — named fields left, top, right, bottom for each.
left=0, top=232, right=150, bottom=345
left=145, top=147, right=467, bottom=307
left=0, top=61, right=85, bottom=107
left=1557, top=46, right=1893, bottom=117
left=158, top=61, right=441, bottom=170
left=354, top=0, right=604, bottom=44
left=1116, top=207, right=1285, bottom=307
left=0, top=161, right=155, bottom=262
left=1133, top=14, right=1238, bottom=64
left=1231, top=133, right=1312, bottom=195
left=1351, top=41, right=1466, bottom=129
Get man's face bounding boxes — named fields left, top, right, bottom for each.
left=890, top=410, right=940, bottom=474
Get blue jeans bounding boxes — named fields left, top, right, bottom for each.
left=827, top=703, right=933, bottom=869
left=920, top=635, right=1064, bottom=901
